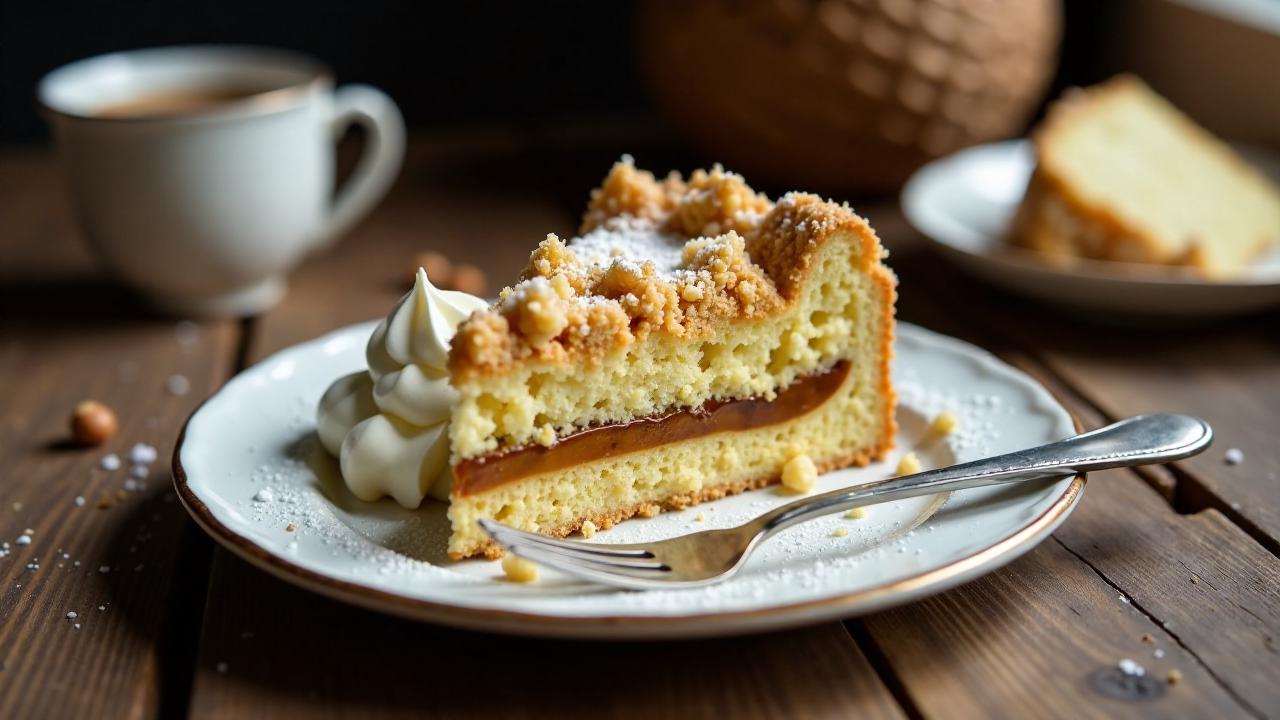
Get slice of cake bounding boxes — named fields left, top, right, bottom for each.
left=446, top=159, right=897, bottom=559
left=1011, top=75, right=1280, bottom=277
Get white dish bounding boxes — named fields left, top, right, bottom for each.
left=901, top=140, right=1280, bottom=319
left=174, top=321, right=1082, bottom=639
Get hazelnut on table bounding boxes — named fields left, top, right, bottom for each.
left=452, top=264, right=488, bottom=296
left=70, top=401, right=117, bottom=446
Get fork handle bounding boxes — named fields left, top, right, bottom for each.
left=756, top=414, right=1212, bottom=537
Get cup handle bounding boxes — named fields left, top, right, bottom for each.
left=314, top=84, right=405, bottom=250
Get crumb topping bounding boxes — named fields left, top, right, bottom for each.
left=450, top=157, right=883, bottom=378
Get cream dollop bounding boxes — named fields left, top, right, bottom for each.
left=316, top=268, right=488, bottom=507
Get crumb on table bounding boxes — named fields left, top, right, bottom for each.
left=846, top=507, right=866, bottom=520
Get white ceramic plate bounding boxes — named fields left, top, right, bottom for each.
left=174, top=321, right=1082, bottom=639
left=901, top=140, right=1280, bottom=320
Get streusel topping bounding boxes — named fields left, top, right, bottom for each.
left=450, top=157, right=875, bottom=378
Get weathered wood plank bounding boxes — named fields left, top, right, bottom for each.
left=1053, top=470, right=1280, bottom=717
left=857, top=508, right=1253, bottom=720
left=863, top=203, right=1280, bottom=550
left=0, top=150, right=237, bottom=719
left=185, top=134, right=904, bottom=719
left=189, top=554, right=904, bottom=720
left=862, top=209, right=1279, bottom=718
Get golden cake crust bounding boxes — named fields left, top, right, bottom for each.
left=1012, top=77, right=1173, bottom=267
left=443, top=160, right=898, bottom=559
left=449, top=160, right=890, bottom=381
left=457, top=442, right=887, bottom=561
left=1011, top=75, right=1280, bottom=274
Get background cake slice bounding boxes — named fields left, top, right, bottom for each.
left=446, top=160, right=897, bottom=559
left=1011, top=75, right=1280, bottom=277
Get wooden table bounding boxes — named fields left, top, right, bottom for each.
left=2, top=130, right=1278, bottom=719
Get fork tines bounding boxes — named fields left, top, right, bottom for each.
left=478, top=519, right=670, bottom=581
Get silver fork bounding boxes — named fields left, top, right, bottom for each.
left=478, top=414, right=1211, bottom=590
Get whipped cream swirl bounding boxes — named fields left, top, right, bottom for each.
left=316, top=268, right=488, bottom=507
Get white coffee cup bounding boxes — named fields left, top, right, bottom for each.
left=38, top=45, right=405, bottom=317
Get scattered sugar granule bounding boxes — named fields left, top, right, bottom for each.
left=128, top=443, right=158, bottom=465
left=74, top=496, right=86, bottom=508
left=286, top=540, right=299, bottom=553
left=1224, top=448, right=1243, bottom=465
left=253, top=489, right=274, bottom=503
left=15, top=535, right=31, bottom=546
left=845, top=507, right=866, bottom=520
left=166, top=374, right=191, bottom=396
left=781, top=454, right=817, bottom=493
left=1166, top=669, right=1182, bottom=685
left=930, top=411, right=959, bottom=435
left=580, top=520, right=597, bottom=538
left=129, top=465, right=149, bottom=480
left=100, top=454, right=122, bottom=472
left=1118, top=658, right=1146, bottom=677
left=66, top=611, right=78, bottom=619
left=694, top=512, right=706, bottom=523
left=832, top=527, right=849, bottom=538
left=1153, top=648, right=1166, bottom=659
left=122, top=479, right=139, bottom=493
left=896, top=452, right=922, bottom=476
left=501, top=555, right=539, bottom=583
left=98, top=605, right=105, bottom=611
left=98, top=565, right=110, bottom=574
left=216, top=662, right=228, bottom=674
left=73, top=623, right=81, bottom=629
left=11, top=502, right=22, bottom=512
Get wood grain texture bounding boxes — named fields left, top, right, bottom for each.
left=858, top=502, right=1254, bottom=719
left=188, top=554, right=904, bottom=720
left=7, top=134, right=1277, bottom=718
left=1053, top=471, right=1280, bottom=718
left=0, top=150, right=236, bottom=718
left=868, top=204, right=1280, bottom=550
left=857, top=208, right=1276, bottom=719
left=183, top=133, right=904, bottom=719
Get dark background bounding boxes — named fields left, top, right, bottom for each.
left=1, top=0, right=1113, bottom=143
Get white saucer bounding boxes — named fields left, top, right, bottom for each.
left=902, top=140, right=1280, bottom=320
left=174, top=321, right=1082, bottom=639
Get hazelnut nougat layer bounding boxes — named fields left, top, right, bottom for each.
left=446, top=159, right=897, bottom=559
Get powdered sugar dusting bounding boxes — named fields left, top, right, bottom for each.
left=568, top=217, right=686, bottom=276
left=185, top=321, right=1077, bottom=627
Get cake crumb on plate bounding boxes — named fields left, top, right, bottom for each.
left=896, top=451, right=922, bottom=475
left=781, top=454, right=817, bottom=493
left=502, top=555, right=539, bottom=583
left=930, top=410, right=959, bottom=435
